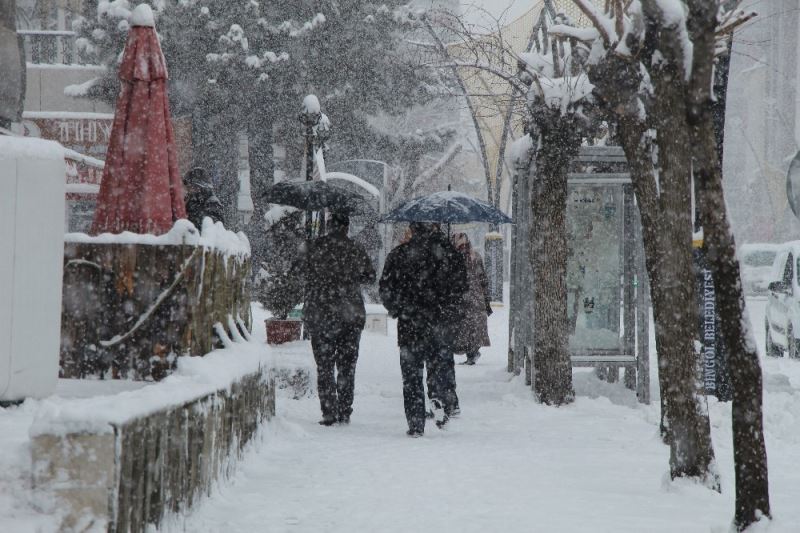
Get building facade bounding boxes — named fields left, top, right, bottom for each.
left=724, top=0, right=800, bottom=242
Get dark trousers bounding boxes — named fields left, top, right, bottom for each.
left=310, top=326, right=362, bottom=420
left=399, top=338, right=459, bottom=432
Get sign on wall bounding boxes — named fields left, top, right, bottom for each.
left=21, top=113, right=113, bottom=231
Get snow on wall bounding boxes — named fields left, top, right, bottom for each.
left=0, top=135, right=66, bottom=162
left=65, top=218, right=251, bottom=258
left=30, top=337, right=273, bottom=437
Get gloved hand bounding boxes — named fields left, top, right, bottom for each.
left=486, top=302, right=493, bottom=316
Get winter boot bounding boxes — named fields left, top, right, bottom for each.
left=430, top=399, right=449, bottom=429
left=462, top=351, right=481, bottom=365
left=406, top=429, right=423, bottom=438
left=318, top=415, right=337, bottom=426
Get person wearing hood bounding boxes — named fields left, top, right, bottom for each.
left=183, top=167, right=225, bottom=229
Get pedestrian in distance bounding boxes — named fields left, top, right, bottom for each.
left=304, top=211, right=376, bottom=426
left=379, top=222, right=468, bottom=437
left=451, top=233, right=492, bottom=365
left=183, top=167, right=225, bottom=229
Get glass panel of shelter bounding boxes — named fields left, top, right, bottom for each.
left=566, top=146, right=640, bottom=362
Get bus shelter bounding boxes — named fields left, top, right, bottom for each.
left=509, top=145, right=650, bottom=403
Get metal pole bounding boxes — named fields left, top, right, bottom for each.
left=304, top=118, right=314, bottom=240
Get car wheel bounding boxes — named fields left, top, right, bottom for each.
left=766, top=320, right=782, bottom=357
left=790, top=327, right=800, bottom=359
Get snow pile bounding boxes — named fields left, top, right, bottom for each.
left=324, top=172, right=380, bottom=198
left=303, top=94, right=321, bottom=114
left=264, top=205, right=299, bottom=230
left=130, top=4, right=155, bottom=27
left=0, top=136, right=65, bottom=162
left=30, top=333, right=272, bottom=437
left=508, top=133, right=533, bottom=165
left=22, top=111, right=113, bottom=120
left=65, top=218, right=251, bottom=258
left=63, top=77, right=102, bottom=98
left=538, top=73, right=594, bottom=113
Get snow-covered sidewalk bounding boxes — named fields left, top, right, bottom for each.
left=168, top=299, right=800, bottom=533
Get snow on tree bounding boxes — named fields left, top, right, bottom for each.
left=557, top=0, right=767, bottom=528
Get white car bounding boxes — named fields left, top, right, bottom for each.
left=765, top=241, right=800, bottom=358
left=739, top=243, right=780, bottom=296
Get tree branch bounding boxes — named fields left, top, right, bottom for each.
left=572, top=0, right=613, bottom=46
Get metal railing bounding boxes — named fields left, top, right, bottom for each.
left=19, top=29, right=79, bottom=65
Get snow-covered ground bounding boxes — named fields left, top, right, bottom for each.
left=2, top=296, right=799, bottom=532
left=165, top=297, right=800, bottom=533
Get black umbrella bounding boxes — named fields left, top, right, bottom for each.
left=380, top=191, right=513, bottom=224
left=263, top=180, right=371, bottom=214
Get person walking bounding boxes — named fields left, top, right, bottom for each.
left=379, top=222, right=468, bottom=437
left=304, top=212, right=376, bottom=426
left=183, top=167, right=225, bottom=229
left=451, top=233, right=492, bottom=365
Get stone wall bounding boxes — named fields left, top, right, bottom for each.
left=31, top=367, right=274, bottom=533
left=60, top=241, right=251, bottom=381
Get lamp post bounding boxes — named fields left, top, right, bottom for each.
left=300, top=95, right=321, bottom=239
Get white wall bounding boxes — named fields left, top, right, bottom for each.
left=0, top=136, right=66, bottom=401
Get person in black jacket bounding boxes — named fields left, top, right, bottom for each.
left=183, top=167, right=225, bottom=229
left=304, top=212, right=376, bottom=425
left=379, top=222, right=468, bottom=437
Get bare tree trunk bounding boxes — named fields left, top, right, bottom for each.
left=687, top=2, right=770, bottom=526
left=694, top=118, right=770, bottom=528
left=649, top=79, right=717, bottom=482
left=530, top=113, right=580, bottom=405
left=588, top=41, right=716, bottom=479
left=616, top=116, right=670, bottom=439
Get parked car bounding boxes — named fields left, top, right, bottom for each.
left=764, top=241, right=800, bottom=358
left=739, top=243, right=780, bottom=296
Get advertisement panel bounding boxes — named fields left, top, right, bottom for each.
left=567, top=185, right=624, bottom=355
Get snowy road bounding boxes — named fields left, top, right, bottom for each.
left=165, top=298, right=800, bottom=533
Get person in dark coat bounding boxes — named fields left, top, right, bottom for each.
left=379, top=222, right=468, bottom=437
left=451, top=233, right=492, bottom=365
left=304, top=212, right=376, bottom=425
left=183, top=167, right=225, bottom=229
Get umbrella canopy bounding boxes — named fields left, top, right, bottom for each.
left=90, top=5, right=186, bottom=235
left=263, top=180, right=372, bottom=215
left=381, top=191, right=513, bottom=224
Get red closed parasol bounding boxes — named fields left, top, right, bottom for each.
left=90, top=4, right=186, bottom=235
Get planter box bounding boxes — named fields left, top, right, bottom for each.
left=61, top=222, right=251, bottom=381
left=265, top=318, right=303, bottom=345
left=364, top=304, right=388, bottom=335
